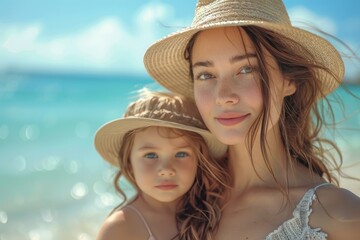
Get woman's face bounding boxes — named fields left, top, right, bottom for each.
left=191, top=27, right=296, bottom=145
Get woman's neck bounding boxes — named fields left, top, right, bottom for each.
left=228, top=129, right=290, bottom=191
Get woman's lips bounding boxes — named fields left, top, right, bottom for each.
left=216, top=113, right=249, bottom=126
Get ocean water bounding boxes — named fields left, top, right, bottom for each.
left=0, top=73, right=159, bottom=240
left=0, top=73, right=359, bottom=240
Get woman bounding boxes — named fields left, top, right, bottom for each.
left=144, top=0, right=360, bottom=239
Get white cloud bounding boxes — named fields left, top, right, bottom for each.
left=0, top=3, right=181, bottom=75
left=2, top=24, right=42, bottom=54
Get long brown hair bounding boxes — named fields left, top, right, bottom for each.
left=185, top=26, right=344, bottom=186
left=113, top=126, right=231, bottom=240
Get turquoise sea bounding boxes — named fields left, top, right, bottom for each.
left=0, top=73, right=359, bottom=240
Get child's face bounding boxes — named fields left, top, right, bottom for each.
left=130, top=127, right=198, bottom=203
left=192, top=26, right=296, bottom=145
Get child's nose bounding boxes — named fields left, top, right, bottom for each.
left=158, top=162, right=175, bottom=176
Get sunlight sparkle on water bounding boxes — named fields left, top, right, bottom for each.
left=78, top=233, right=91, bottom=240
left=42, top=156, right=61, bottom=171
left=14, top=155, right=27, bottom=171
left=95, top=192, right=115, bottom=208
left=0, top=211, right=8, bottom=224
left=71, top=182, right=88, bottom=200
left=65, top=160, right=79, bottom=174
left=28, top=228, right=53, bottom=240
left=41, top=209, right=54, bottom=223
left=20, top=124, right=39, bottom=141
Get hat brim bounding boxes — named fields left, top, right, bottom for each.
left=144, top=21, right=344, bottom=98
left=94, top=117, right=227, bottom=167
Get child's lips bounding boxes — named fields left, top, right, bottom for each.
left=155, top=184, right=178, bottom=190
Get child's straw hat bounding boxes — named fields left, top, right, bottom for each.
left=94, top=91, right=227, bottom=167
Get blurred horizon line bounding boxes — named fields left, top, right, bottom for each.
left=2, top=67, right=359, bottom=85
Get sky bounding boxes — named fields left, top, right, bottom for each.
left=0, top=0, right=359, bottom=80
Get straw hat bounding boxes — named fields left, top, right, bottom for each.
left=144, top=0, right=344, bottom=98
left=94, top=91, right=227, bottom=167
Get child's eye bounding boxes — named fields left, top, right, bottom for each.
left=175, top=151, right=190, bottom=158
left=195, top=72, right=214, bottom=80
left=144, top=153, right=158, bottom=159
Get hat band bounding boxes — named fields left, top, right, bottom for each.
left=131, top=109, right=206, bottom=129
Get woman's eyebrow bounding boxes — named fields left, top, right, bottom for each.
left=230, top=53, right=257, bottom=63
left=193, top=60, right=213, bottom=68
left=193, top=53, right=257, bottom=68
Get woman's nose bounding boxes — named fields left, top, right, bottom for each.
left=216, top=77, right=240, bottom=105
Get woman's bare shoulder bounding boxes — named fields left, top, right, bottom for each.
left=317, top=186, right=360, bottom=218
left=96, top=209, right=136, bottom=240
left=312, top=185, right=360, bottom=239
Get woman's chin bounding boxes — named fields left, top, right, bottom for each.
left=214, top=133, right=246, bottom=146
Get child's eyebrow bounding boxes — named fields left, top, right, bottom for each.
left=175, top=144, right=193, bottom=149
left=136, top=145, right=158, bottom=151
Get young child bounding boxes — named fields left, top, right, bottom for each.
left=94, top=89, right=230, bottom=240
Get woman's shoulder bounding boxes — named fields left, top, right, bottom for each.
left=315, top=185, right=360, bottom=219
left=311, top=184, right=360, bottom=239
left=96, top=207, right=139, bottom=240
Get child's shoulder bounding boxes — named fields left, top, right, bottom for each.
left=96, top=207, right=141, bottom=240
left=311, top=185, right=360, bottom=239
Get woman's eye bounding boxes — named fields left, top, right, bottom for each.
left=239, top=66, right=254, bottom=74
left=196, top=73, right=214, bottom=80
left=144, top=153, right=158, bottom=159
left=175, top=151, right=190, bottom=158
